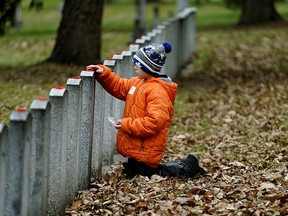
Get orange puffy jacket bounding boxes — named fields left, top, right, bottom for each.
left=95, top=65, right=177, bottom=167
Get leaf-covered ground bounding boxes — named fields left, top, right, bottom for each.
left=65, top=25, right=288, bottom=215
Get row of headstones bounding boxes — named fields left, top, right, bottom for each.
left=0, top=7, right=196, bottom=216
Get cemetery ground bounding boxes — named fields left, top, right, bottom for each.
left=63, top=25, right=288, bottom=215
left=0, top=2, right=288, bottom=214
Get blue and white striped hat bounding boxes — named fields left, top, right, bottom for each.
left=133, top=42, right=172, bottom=77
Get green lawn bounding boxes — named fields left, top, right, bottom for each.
left=1, top=0, right=288, bottom=66
left=0, top=0, right=288, bottom=124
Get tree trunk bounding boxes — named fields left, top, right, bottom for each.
left=239, top=0, right=283, bottom=24
left=131, top=0, right=146, bottom=42
left=47, top=0, right=104, bottom=65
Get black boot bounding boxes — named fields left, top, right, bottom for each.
left=180, top=154, right=206, bottom=177
left=159, top=154, right=205, bottom=178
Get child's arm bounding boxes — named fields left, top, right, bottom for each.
left=86, top=64, right=130, bottom=101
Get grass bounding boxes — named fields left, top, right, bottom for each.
left=0, top=0, right=288, bottom=124
left=195, top=3, right=240, bottom=28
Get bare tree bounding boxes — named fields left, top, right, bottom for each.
left=47, top=0, right=104, bottom=65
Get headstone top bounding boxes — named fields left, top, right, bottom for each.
left=135, top=38, right=145, bottom=44
left=67, top=78, right=82, bottom=86
left=152, top=28, right=161, bottom=34
left=112, top=53, right=123, bottom=60
left=122, top=50, right=132, bottom=56
left=147, top=32, right=156, bottom=37
left=142, top=35, right=151, bottom=41
left=49, top=87, right=66, bottom=97
left=157, top=24, right=166, bottom=30
left=10, top=110, right=29, bottom=121
left=104, top=59, right=116, bottom=67
left=30, top=98, right=49, bottom=110
left=80, top=70, right=95, bottom=77
left=129, top=44, right=140, bottom=53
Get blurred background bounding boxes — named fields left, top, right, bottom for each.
left=0, top=0, right=288, bottom=124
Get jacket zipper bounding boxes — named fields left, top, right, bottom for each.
left=139, top=80, right=146, bottom=153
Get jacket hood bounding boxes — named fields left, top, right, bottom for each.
left=146, top=76, right=178, bottom=103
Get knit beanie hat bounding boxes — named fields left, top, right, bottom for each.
left=132, top=42, right=172, bottom=77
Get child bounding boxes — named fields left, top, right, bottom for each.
left=86, top=42, right=205, bottom=178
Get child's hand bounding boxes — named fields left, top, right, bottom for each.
left=86, top=64, right=104, bottom=73
left=115, top=119, right=122, bottom=130
left=108, top=117, right=122, bottom=129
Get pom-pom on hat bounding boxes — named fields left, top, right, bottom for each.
left=133, top=42, right=172, bottom=77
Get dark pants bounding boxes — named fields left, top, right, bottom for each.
left=122, top=155, right=205, bottom=179
left=122, top=158, right=159, bottom=178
